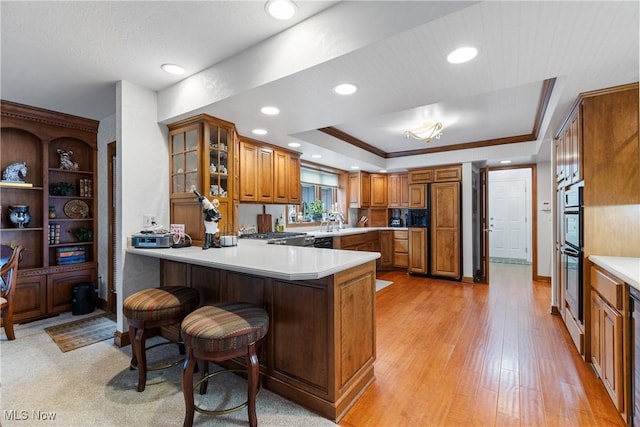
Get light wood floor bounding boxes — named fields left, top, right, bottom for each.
left=340, top=263, right=625, bottom=427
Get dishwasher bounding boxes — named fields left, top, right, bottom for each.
left=312, top=236, right=334, bottom=249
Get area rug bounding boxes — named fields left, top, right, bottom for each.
left=376, top=279, right=393, bottom=292
left=44, top=313, right=116, bottom=352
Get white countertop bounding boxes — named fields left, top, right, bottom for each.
left=126, top=239, right=380, bottom=281
left=589, top=256, right=640, bottom=289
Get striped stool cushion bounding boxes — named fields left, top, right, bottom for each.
left=181, top=302, right=269, bottom=353
left=123, top=286, right=200, bottom=322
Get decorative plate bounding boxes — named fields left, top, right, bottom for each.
left=63, top=199, right=89, bottom=219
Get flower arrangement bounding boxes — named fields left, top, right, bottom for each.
left=50, top=182, right=74, bottom=196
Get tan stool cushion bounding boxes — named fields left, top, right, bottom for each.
left=181, top=302, right=269, bottom=353
left=123, top=286, right=200, bottom=322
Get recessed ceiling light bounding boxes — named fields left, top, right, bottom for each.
left=379, top=169, right=387, bottom=173
left=288, top=142, right=301, bottom=148
left=311, top=154, right=322, bottom=159
left=500, top=160, right=512, bottom=164
left=265, top=0, right=296, bottom=20
left=252, top=129, right=267, bottom=136
left=261, top=106, right=280, bottom=115
left=161, top=63, right=185, bottom=75
left=350, top=166, right=360, bottom=170
left=333, top=83, right=358, bottom=96
left=446, top=46, right=478, bottom=64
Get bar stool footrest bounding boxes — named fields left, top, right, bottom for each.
left=193, top=369, right=262, bottom=416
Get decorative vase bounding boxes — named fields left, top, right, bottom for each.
left=8, top=205, right=31, bottom=228
left=49, top=206, right=57, bottom=219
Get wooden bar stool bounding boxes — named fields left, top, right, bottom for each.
left=123, top=286, right=200, bottom=392
left=181, top=302, right=269, bottom=427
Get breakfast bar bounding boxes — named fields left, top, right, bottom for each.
left=125, top=240, right=379, bottom=422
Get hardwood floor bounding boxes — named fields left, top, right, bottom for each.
left=340, top=263, right=625, bottom=427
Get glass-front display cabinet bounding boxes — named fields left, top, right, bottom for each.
left=168, top=115, right=238, bottom=246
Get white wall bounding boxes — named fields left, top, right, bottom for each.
left=97, top=113, right=116, bottom=301
left=461, top=163, right=473, bottom=280
left=114, top=81, right=169, bottom=332
left=536, top=162, right=553, bottom=278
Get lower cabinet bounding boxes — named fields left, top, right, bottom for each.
left=590, top=264, right=628, bottom=420
left=378, top=231, right=394, bottom=269
left=393, top=230, right=408, bottom=268
left=408, top=228, right=427, bottom=274
left=14, top=265, right=97, bottom=322
left=161, top=259, right=376, bottom=422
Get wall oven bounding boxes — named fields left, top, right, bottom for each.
left=562, top=182, right=584, bottom=322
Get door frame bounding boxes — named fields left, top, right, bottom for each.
left=482, top=163, right=538, bottom=283
left=107, top=141, right=116, bottom=314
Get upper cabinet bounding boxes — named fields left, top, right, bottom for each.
left=238, top=136, right=301, bottom=205
left=387, top=173, right=409, bottom=208
left=1, top=100, right=98, bottom=322
left=168, top=115, right=239, bottom=245
left=350, top=171, right=387, bottom=208
left=555, top=101, right=582, bottom=187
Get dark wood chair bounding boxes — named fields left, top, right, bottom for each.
left=1, top=245, right=24, bottom=340
left=181, top=302, right=269, bottom=427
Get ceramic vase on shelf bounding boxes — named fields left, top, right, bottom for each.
left=8, top=205, right=31, bottom=228
left=49, top=206, right=57, bottom=219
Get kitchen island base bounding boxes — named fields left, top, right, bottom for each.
left=158, top=257, right=377, bottom=422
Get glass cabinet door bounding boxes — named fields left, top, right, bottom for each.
left=171, top=127, right=199, bottom=194
left=207, top=125, right=229, bottom=199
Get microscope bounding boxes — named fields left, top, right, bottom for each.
left=193, top=190, right=222, bottom=249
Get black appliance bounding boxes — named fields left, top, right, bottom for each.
left=313, top=236, right=334, bottom=249
left=389, top=209, right=405, bottom=227
left=562, top=182, right=584, bottom=322
left=407, top=209, right=429, bottom=228
left=72, top=283, right=97, bottom=315
left=240, top=231, right=306, bottom=240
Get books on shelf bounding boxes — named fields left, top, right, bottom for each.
left=56, top=245, right=86, bottom=265
left=78, top=178, right=92, bottom=197
left=48, top=224, right=61, bottom=244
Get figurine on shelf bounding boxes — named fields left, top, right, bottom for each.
left=57, top=148, right=79, bottom=170
left=2, top=162, right=27, bottom=182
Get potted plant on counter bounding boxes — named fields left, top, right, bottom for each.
left=308, top=199, right=325, bottom=221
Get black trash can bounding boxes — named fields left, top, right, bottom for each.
left=72, top=283, right=97, bottom=315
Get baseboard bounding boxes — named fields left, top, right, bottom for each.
left=114, top=330, right=129, bottom=348
left=535, top=275, right=551, bottom=283
left=461, top=276, right=475, bottom=284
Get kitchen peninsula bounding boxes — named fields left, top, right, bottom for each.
left=125, top=240, right=379, bottom=422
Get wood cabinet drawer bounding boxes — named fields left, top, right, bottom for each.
left=591, top=265, right=624, bottom=310
left=393, top=230, right=408, bottom=240
left=393, top=253, right=408, bottom=268
left=394, top=239, right=408, bottom=254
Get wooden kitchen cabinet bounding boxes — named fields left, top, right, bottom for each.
left=393, top=230, right=409, bottom=268
left=349, top=171, right=371, bottom=208
left=590, top=264, right=627, bottom=417
left=239, top=137, right=301, bottom=205
left=387, top=173, right=409, bottom=208
left=431, top=181, right=461, bottom=279
left=370, top=174, right=388, bottom=207
left=555, top=104, right=582, bottom=186
left=168, top=114, right=239, bottom=245
left=1, top=101, right=99, bottom=323
left=408, top=228, right=427, bottom=274
left=379, top=230, right=394, bottom=269
left=409, top=184, right=427, bottom=208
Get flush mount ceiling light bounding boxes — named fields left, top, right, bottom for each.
left=333, top=83, right=358, bottom=96
left=446, top=46, right=478, bottom=64
left=252, top=129, right=268, bottom=136
left=161, top=63, right=185, bottom=75
left=261, top=106, right=280, bottom=115
left=404, top=122, right=444, bottom=143
left=265, top=0, right=297, bottom=20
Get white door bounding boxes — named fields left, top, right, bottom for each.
left=489, top=178, right=528, bottom=260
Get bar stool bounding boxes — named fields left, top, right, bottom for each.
left=123, top=286, right=200, bottom=392
left=181, top=302, right=269, bottom=427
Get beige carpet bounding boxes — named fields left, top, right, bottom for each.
left=1, top=311, right=339, bottom=427
left=45, top=313, right=116, bottom=352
